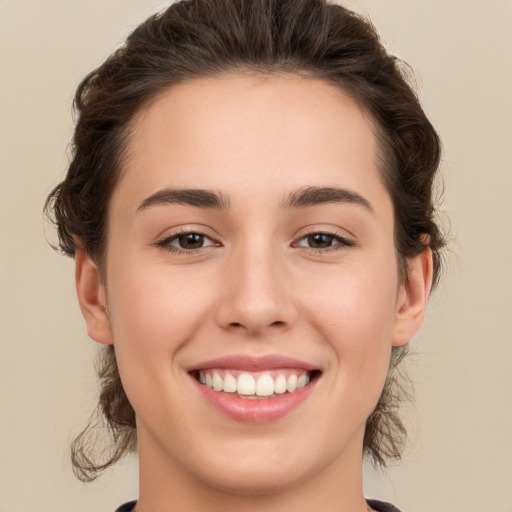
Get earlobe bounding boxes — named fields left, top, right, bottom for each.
left=392, top=248, right=433, bottom=347
left=75, top=247, right=114, bottom=345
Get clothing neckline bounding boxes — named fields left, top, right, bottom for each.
left=115, top=498, right=402, bottom=512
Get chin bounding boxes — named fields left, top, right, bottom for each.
left=196, top=463, right=310, bottom=496
left=177, top=437, right=311, bottom=496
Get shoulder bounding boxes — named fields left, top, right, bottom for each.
left=367, top=499, right=403, bottom=512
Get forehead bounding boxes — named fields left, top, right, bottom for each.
left=113, top=73, right=387, bottom=213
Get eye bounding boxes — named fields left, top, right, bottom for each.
left=294, top=232, right=352, bottom=250
left=157, top=231, right=218, bottom=252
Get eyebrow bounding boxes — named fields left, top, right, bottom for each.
left=137, top=185, right=373, bottom=214
left=282, top=186, right=374, bottom=213
left=137, top=188, right=230, bottom=212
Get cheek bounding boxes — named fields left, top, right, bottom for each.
left=108, top=257, right=210, bottom=333
left=307, top=264, right=398, bottom=404
left=103, top=263, right=222, bottom=432
left=104, top=261, right=217, bottom=388
left=310, top=261, right=398, bottom=341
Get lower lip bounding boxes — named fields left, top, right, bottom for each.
left=192, top=377, right=317, bottom=423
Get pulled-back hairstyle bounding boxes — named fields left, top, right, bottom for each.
left=45, top=0, right=445, bottom=482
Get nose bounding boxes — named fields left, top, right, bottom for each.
left=214, top=244, right=297, bottom=336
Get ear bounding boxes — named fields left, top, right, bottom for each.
left=75, top=247, right=113, bottom=345
left=392, top=248, right=434, bottom=347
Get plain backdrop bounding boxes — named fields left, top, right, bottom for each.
left=1, top=1, right=511, bottom=511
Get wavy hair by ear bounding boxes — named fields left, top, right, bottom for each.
left=364, top=345, right=413, bottom=466
left=70, top=347, right=135, bottom=482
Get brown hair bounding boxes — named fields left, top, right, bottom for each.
left=45, top=0, right=445, bottom=481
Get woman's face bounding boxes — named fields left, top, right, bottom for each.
left=78, top=74, right=429, bottom=496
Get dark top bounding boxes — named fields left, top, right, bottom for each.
left=367, top=500, right=403, bottom=512
left=116, top=498, right=402, bottom=511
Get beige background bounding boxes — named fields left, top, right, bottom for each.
left=1, top=1, right=511, bottom=511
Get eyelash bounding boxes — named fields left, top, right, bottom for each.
left=156, top=229, right=219, bottom=254
left=293, top=231, right=354, bottom=252
left=156, top=229, right=353, bottom=254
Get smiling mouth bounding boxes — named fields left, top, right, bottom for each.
left=192, top=369, right=321, bottom=399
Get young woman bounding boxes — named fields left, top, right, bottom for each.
left=46, top=1, right=445, bottom=511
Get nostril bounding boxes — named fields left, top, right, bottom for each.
left=228, top=320, right=287, bottom=331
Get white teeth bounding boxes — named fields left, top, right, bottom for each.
left=286, top=374, right=298, bottom=392
left=256, top=374, right=275, bottom=396
left=212, top=372, right=223, bottom=391
left=223, top=373, right=237, bottom=392
left=274, top=374, right=287, bottom=394
left=297, top=374, right=309, bottom=389
left=237, top=372, right=256, bottom=395
left=197, top=369, right=314, bottom=397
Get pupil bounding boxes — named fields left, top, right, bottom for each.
left=309, top=233, right=332, bottom=248
left=179, top=233, right=203, bottom=249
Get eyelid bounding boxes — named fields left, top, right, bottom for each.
left=292, top=229, right=354, bottom=251
left=154, top=225, right=354, bottom=254
left=155, top=227, right=221, bottom=254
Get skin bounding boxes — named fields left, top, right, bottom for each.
left=76, top=74, right=432, bottom=512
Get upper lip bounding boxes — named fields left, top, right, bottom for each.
left=189, top=354, right=319, bottom=372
